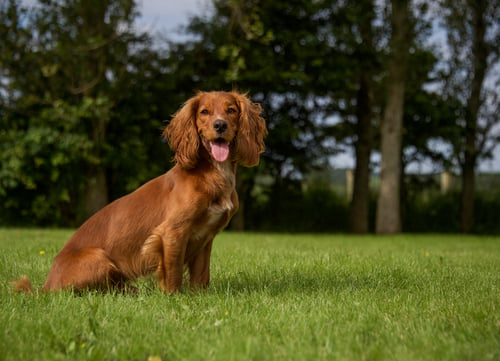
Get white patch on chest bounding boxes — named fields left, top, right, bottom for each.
left=206, top=197, right=234, bottom=226
left=192, top=161, right=236, bottom=242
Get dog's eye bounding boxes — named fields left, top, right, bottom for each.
left=227, top=108, right=237, bottom=114
left=200, top=109, right=209, bottom=115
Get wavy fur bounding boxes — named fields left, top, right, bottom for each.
left=13, top=91, right=267, bottom=294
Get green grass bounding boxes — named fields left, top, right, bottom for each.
left=0, top=229, right=499, bottom=361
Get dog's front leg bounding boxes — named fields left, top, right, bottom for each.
left=161, top=234, right=187, bottom=293
left=188, top=238, right=213, bottom=291
left=142, top=224, right=188, bottom=293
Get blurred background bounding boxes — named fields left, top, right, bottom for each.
left=1, top=0, right=499, bottom=234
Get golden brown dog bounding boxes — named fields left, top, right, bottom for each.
left=14, top=91, right=266, bottom=293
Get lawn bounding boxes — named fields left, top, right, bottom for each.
left=0, top=229, right=498, bottom=361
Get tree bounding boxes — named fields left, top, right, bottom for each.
left=348, top=0, right=378, bottom=234
left=376, top=0, right=413, bottom=234
left=35, top=0, right=138, bottom=217
left=166, top=0, right=341, bottom=229
left=0, top=0, right=171, bottom=225
left=440, top=0, right=500, bottom=233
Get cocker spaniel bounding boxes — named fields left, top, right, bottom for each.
left=15, top=91, right=267, bottom=293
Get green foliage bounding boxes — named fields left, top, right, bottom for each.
left=0, top=0, right=175, bottom=225
left=403, top=189, right=500, bottom=234
left=0, top=0, right=499, bottom=231
left=1, top=230, right=499, bottom=360
left=171, top=0, right=345, bottom=178
left=0, top=125, right=91, bottom=225
left=242, top=175, right=500, bottom=234
left=247, top=182, right=349, bottom=232
left=404, top=192, right=462, bottom=233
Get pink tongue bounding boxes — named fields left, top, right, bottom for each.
left=210, top=141, right=230, bottom=162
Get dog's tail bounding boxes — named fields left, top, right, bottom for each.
left=10, top=275, right=34, bottom=293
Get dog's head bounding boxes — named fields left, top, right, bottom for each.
left=164, top=91, right=267, bottom=169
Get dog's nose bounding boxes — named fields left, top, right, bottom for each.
left=213, top=120, right=228, bottom=134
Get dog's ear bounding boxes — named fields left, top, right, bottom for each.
left=233, top=92, right=267, bottom=167
left=163, top=94, right=201, bottom=169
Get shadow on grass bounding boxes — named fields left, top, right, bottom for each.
left=17, top=267, right=417, bottom=297
left=212, top=267, right=417, bottom=296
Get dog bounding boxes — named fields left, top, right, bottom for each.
left=13, top=91, right=267, bottom=293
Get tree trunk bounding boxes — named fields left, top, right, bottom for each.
left=350, top=73, right=372, bottom=233
left=460, top=158, right=475, bottom=233
left=80, top=1, right=110, bottom=219
left=83, top=166, right=109, bottom=217
left=375, top=0, right=411, bottom=234
left=350, top=0, right=375, bottom=234
left=460, top=0, right=487, bottom=233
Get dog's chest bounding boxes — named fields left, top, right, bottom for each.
left=190, top=165, right=236, bottom=243
left=204, top=162, right=236, bottom=227
left=185, top=197, right=233, bottom=261
left=206, top=194, right=235, bottom=227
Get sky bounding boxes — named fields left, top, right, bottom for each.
left=136, top=0, right=210, bottom=36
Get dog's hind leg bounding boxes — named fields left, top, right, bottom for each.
left=43, top=247, right=122, bottom=291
